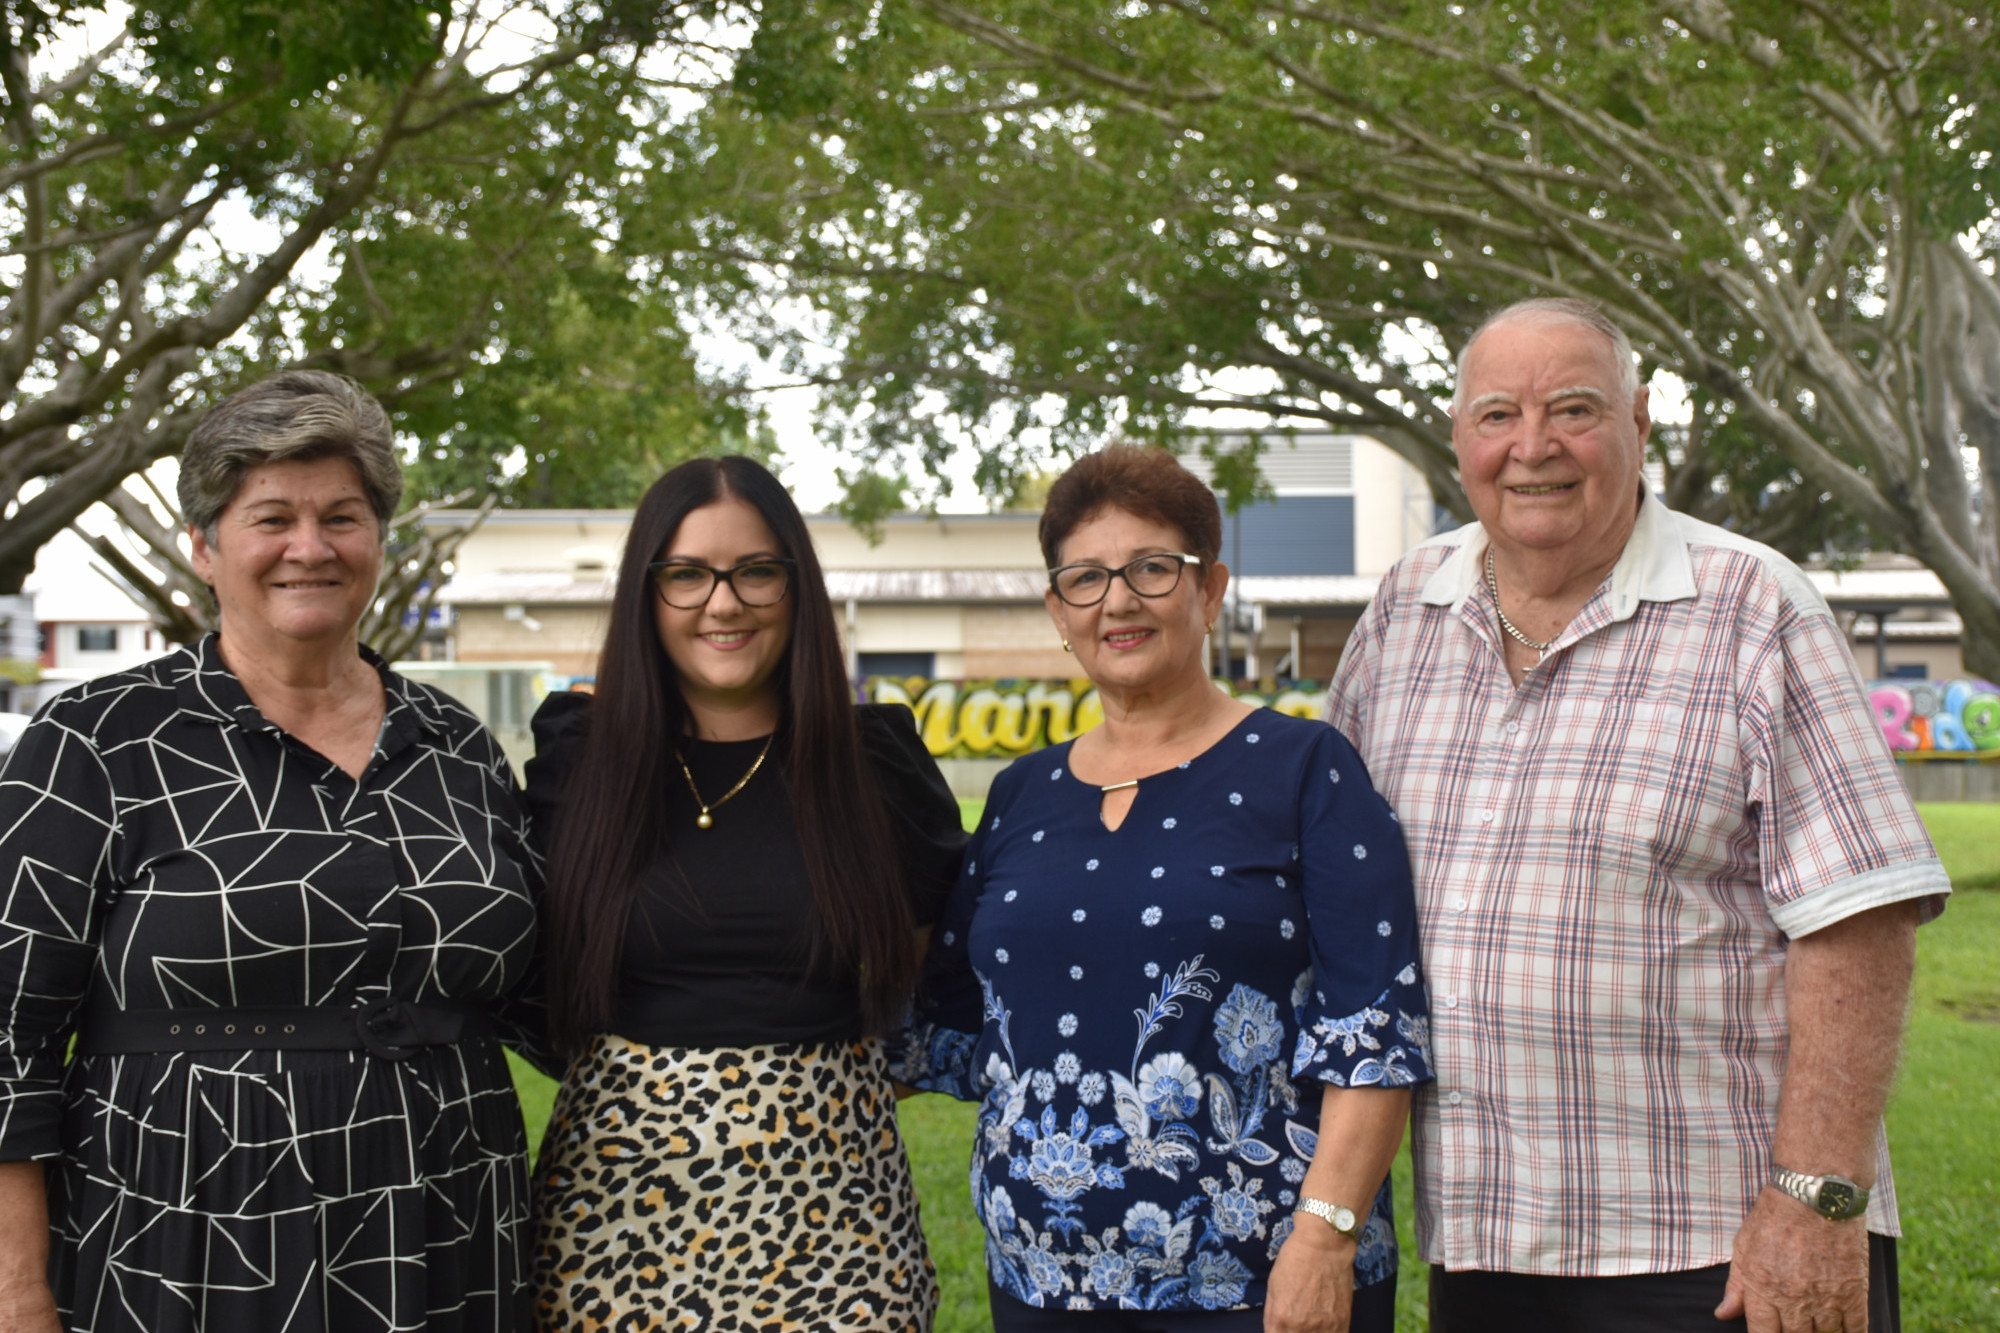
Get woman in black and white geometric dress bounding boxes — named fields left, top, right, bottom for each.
left=0, top=372, right=544, bottom=1333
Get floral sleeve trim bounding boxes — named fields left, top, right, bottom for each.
left=1290, top=964, right=1435, bottom=1088
left=888, top=1019, right=984, bottom=1101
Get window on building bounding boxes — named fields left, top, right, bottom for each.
left=78, top=626, right=117, bottom=652
left=858, top=652, right=936, bottom=681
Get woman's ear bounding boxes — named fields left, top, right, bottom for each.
left=188, top=525, right=216, bottom=584
left=1202, top=560, right=1231, bottom=626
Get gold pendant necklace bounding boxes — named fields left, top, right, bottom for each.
left=674, top=733, right=774, bottom=830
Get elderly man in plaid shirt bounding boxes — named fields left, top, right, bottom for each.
left=1326, top=298, right=1950, bottom=1333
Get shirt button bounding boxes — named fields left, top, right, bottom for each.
left=1446, top=1091, right=1463, bottom=1107
left=1442, top=994, right=1459, bottom=1009
left=1452, top=896, right=1469, bottom=913
left=1504, top=721, right=1519, bottom=735
left=1479, top=809, right=1495, bottom=823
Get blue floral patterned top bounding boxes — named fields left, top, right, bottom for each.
left=896, top=710, right=1434, bottom=1313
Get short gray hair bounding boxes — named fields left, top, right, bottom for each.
left=178, top=370, right=403, bottom=539
left=1452, top=297, right=1640, bottom=408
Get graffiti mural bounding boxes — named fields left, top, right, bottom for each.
left=1867, top=678, right=2000, bottom=756
left=864, top=677, right=1331, bottom=759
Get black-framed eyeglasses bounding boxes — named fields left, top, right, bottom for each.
left=1047, top=553, right=1203, bottom=607
left=647, top=558, right=796, bottom=609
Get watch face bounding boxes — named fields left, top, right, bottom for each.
left=1334, top=1207, right=1357, bottom=1233
left=1817, top=1180, right=1857, bottom=1217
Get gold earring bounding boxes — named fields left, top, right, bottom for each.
left=1061, top=639, right=1073, bottom=653
left=1205, top=622, right=1215, bottom=635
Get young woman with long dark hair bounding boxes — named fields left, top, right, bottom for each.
left=523, top=456, right=966, bottom=1331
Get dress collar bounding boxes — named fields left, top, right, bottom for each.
left=172, top=632, right=448, bottom=742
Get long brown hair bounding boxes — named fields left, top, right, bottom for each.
left=541, top=457, right=916, bottom=1052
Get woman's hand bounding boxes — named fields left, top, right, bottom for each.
left=1264, top=1216, right=1356, bottom=1333
left=0, top=1277, right=61, bottom=1333
left=0, top=1161, right=60, bottom=1332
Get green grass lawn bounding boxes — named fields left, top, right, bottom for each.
left=512, top=799, right=2000, bottom=1331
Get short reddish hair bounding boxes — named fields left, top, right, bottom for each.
left=1038, top=445, right=1222, bottom=569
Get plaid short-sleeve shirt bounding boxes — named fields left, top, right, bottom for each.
left=1327, top=491, right=1950, bottom=1277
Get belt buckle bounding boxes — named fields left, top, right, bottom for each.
left=354, top=1000, right=420, bottom=1061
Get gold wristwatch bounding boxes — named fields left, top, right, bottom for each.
left=1295, top=1196, right=1362, bottom=1238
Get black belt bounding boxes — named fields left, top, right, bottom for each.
left=76, top=999, right=491, bottom=1062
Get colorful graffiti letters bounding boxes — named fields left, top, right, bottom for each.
left=865, top=677, right=1331, bottom=758
left=1867, top=678, right=2000, bottom=755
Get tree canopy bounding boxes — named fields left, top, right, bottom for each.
left=0, top=0, right=762, bottom=598
left=699, top=0, right=2000, bottom=678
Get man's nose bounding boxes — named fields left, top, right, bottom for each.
left=1512, top=408, right=1566, bottom=462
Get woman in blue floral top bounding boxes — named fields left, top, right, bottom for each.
left=897, top=447, right=1433, bottom=1333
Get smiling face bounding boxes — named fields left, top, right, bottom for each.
left=1046, top=505, right=1227, bottom=698
left=1452, top=315, right=1650, bottom=563
left=653, top=494, right=793, bottom=731
left=188, top=455, right=384, bottom=650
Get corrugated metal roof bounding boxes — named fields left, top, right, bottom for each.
left=822, top=569, right=1048, bottom=601
left=1805, top=568, right=1953, bottom=605
left=439, top=568, right=1053, bottom=605
left=1179, top=433, right=1358, bottom=493
left=1231, top=574, right=1383, bottom=608
left=439, top=564, right=1961, bottom=616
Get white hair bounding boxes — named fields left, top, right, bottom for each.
left=1451, top=298, right=1641, bottom=408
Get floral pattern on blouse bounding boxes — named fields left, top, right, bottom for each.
left=896, top=711, right=1432, bottom=1311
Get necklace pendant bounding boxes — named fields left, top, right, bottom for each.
left=696, top=810, right=713, bottom=830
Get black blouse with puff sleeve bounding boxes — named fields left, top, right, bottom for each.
left=523, top=693, right=967, bottom=1047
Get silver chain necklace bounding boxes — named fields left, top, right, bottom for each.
left=1485, top=547, right=1555, bottom=658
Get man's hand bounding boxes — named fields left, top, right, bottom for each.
left=1264, top=1218, right=1355, bottom=1333
left=1715, top=1188, right=1869, bottom=1331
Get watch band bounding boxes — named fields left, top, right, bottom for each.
left=1771, top=1165, right=1869, bottom=1221
left=1295, top=1196, right=1361, bottom=1238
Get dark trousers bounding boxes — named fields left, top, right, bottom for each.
left=987, top=1275, right=1397, bottom=1333
left=1429, top=1232, right=1900, bottom=1333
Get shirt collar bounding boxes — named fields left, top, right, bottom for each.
left=172, top=632, right=448, bottom=740
left=1419, top=487, right=1697, bottom=625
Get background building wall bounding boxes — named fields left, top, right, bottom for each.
left=453, top=605, right=608, bottom=677
left=962, top=606, right=1073, bottom=677
left=807, top=514, right=1044, bottom=569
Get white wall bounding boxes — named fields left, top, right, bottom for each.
left=1351, top=436, right=1437, bottom=577
left=438, top=513, right=634, bottom=578
left=46, top=621, right=163, bottom=675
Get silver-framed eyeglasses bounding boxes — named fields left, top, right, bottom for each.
left=647, top=558, right=796, bottom=609
left=1048, top=553, right=1202, bottom=607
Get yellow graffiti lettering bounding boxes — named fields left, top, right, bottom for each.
left=1072, top=687, right=1104, bottom=737
left=956, top=689, right=1007, bottom=753
left=862, top=676, right=1327, bottom=758
left=990, top=692, right=1038, bottom=751
left=909, top=680, right=962, bottom=754
left=1270, top=690, right=1322, bottom=720
left=1026, top=682, right=1076, bottom=746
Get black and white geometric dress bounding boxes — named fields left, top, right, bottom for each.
left=0, top=635, right=543, bottom=1333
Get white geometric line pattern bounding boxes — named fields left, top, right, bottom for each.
left=0, top=635, right=542, bottom=1332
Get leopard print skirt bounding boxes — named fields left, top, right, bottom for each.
left=531, top=1035, right=936, bottom=1332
